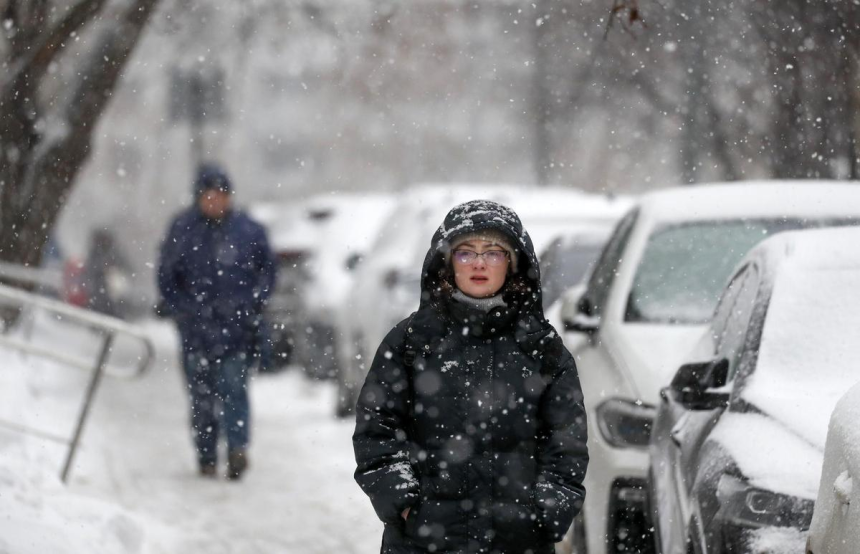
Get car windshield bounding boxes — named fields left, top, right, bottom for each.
left=626, top=218, right=858, bottom=324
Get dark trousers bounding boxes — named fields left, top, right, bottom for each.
left=182, top=351, right=251, bottom=465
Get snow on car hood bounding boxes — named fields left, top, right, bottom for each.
left=710, top=412, right=823, bottom=500
left=614, top=323, right=708, bottom=403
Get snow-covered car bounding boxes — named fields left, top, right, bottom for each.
left=806, top=381, right=860, bottom=554
left=291, top=192, right=396, bottom=379
left=649, top=226, right=860, bottom=554
left=249, top=199, right=321, bottom=367
left=558, top=182, right=860, bottom=554
left=251, top=193, right=395, bottom=373
left=335, top=184, right=630, bottom=417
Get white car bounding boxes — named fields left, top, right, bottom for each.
left=558, top=182, right=860, bottom=554
left=250, top=193, right=395, bottom=373
left=335, top=183, right=630, bottom=416
left=293, top=192, right=396, bottom=379
left=248, top=199, right=318, bottom=367
left=807, top=381, right=860, bottom=554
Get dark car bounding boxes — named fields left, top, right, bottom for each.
left=649, top=227, right=860, bottom=554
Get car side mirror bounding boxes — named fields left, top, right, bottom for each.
left=561, top=285, right=599, bottom=335
left=669, top=358, right=730, bottom=410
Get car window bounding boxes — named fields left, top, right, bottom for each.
left=625, top=221, right=771, bottom=324
left=624, top=217, right=859, bottom=325
left=717, top=265, right=760, bottom=381
left=579, top=208, right=639, bottom=318
left=541, top=240, right=605, bottom=309
left=709, top=265, right=749, bottom=351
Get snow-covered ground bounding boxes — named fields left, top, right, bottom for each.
left=0, top=316, right=379, bottom=553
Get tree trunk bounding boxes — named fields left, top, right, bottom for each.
left=0, top=0, right=161, bottom=269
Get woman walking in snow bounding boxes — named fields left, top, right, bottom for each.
left=353, top=200, right=589, bottom=554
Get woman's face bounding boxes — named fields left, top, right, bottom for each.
left=452, top=239, right=510, bottom=298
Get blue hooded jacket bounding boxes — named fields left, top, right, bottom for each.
left=158, top=201, right=276, bottom=358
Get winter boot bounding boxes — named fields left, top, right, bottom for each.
left=199, top=461, right=217, bottom=478
left=227, top=449, right=248, bottom=480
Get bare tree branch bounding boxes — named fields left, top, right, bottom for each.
left=1, top=0, right=108, bottom=97
left=4, top=0, right=50, bottom=61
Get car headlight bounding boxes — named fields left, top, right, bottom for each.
left=595, top=398, right=656, bottom=449
left=716, top=474, right=814, bottom=530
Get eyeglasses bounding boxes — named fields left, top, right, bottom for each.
left=452, top=249, right=509, bottom=266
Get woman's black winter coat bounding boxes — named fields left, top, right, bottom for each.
left=353, top=201, right=589, bottom=554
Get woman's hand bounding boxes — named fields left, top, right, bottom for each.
left=402, top=507, right=411, bottom=520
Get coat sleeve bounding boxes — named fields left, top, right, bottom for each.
left=352, top=321, right=420, bottom=526
left=534, top=336, right=589, bottom=542
left=157, top=217, right=194, bottom=318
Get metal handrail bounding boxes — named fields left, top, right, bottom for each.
left=0, top=261, right=62, bottom=292
left=0, top=282, right=156, bottom=483
left=0, top=283, right=152, bottom=355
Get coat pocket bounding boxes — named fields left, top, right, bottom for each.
left=404, top=498, right=463, bottom=551
left=491, top=500, right=551, bottom=551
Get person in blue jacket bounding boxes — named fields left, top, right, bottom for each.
left=158, top=163, right=276, bottom=480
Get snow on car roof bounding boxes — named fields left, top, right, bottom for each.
left=258, top=192, right=395, bottom=253
left=372, top=183, right=629, bottom=274
left=408, top=182, right=633, bottom=220
left=639, top=181, right=860, bottom=223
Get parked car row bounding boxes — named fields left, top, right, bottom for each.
left=257, top=179, right=860, bottom=554
left=552, top=182, right=860, bottom=554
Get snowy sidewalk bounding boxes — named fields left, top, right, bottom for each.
left=2, top=319, right=381, bottom=553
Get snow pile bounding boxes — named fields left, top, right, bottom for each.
left=1, top=312, right=381, bottom=553
left=0, top=439, right=149, bottom=554
left=0, top=339, right=171, bottom=554
left=744, top=526, right=807, bottom=554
